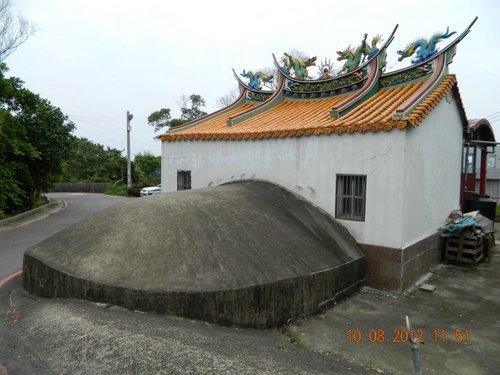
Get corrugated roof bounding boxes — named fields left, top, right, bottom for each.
left=161, top=74, right=459, bottom=141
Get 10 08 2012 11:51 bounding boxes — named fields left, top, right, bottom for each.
left=346, top=328, right=469, bottom=344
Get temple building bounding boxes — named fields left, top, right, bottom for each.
left=160, top=19, right=482, bottom=291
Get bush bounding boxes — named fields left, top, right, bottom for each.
left=104, top=183, right=128, bottom=196
left=126, top=187, right=141, bottom=197
left=105, top=182, right=147, bottom=197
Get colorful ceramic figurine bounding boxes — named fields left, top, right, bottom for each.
left=317, top=58, right=335, bottom=79
left=240, top=70, right=274, bottom=90
left=397, top=27, right=456, bottom=64
left=280, top=53, right=317, bottom=80
left=337, top=34, right=383, bottom=74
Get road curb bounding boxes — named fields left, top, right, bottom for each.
left=0, top=198, right=66, bottom=232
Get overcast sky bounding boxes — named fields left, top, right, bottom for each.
left=5, top=0, right=500, bottom=157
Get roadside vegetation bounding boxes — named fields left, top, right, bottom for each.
left=0, top=0, right=211, bottom=216
left=0, top=58, right=160, bottom=216
left=0, top=0, right=61, bottom=218
left=57, top=137, right=161, bottom=197
left=0, top=0, right=159, bottom=216
left=0, top=62, right=75, bottom=219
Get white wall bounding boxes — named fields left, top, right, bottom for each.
left=401, top=94, right=464, bottom=247
left=162, top=130, right=408, bottom=248
left=162, top=96, right=464, bottom=250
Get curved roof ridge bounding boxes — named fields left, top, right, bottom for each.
left=467, top=118, right=496, bottom=142
left=330, top=48, right=386, bottom=118
left=393, top=53, right=447, bottom=118
left=381, top=17, right=477, bottom=78
left=161, top=86, right=246, bottom=136
left=226, top=73, right=286, bottom=126
left=232, top=68, right=275, bottom=95
left=161, top=75, right=463, bottom=142
left=160, top=21, right=475, bottom=143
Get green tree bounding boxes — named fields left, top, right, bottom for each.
left=14, top=87, right=75, bottom=195
left=147, top=108, right=171, bottom=132
left=0, top=63, right=74, bottom=216
left=60, top=137, right=127, bottom=183
left=134, top=152, right=161, bottom=184
left=147, top=93, right=207, bottom=132
left=179, top=94, right=207, bottom=122
left=0, top=109, right=38, bottom=217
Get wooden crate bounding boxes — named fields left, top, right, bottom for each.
left=445, top=230, right=484, bottom=264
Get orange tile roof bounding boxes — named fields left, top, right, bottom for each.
left=161, top=75, right=458, bottom=141
left=169, top=102, right=255, bottom=134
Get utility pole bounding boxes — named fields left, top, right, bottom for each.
left=126, top=111, right=133, bottom=188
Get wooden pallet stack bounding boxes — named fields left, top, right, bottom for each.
left=445, top=229, right=484, bottom=264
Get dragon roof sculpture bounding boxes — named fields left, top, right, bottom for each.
left=240, top=70, right=274, bottom=91
left=280, top=52, right=317, bottom=80
left=337, top=33, right=383, bottom=75
left=161, top=19, right=477, bottom=142
left=397, top=27, right=457, bottom=64
left=272, top=26, right=397, bottom=86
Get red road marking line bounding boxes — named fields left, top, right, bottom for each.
left=0, top=271, right=22, bottom=375
left=0, top=269, right=22, bottom=289
left=0, top=361, right=8, bottom=375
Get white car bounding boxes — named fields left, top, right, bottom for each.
left=140, top=184, right=161, bottom=197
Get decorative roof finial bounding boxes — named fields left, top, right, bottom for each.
left=397, top=27, right=456, bottom=64
left=337, top=33, right=383, bottom=75
left=280, top=52, right=317, bottom=80
left=240, top=70, right=274, bottom=90
left=317, top=58, right=335, bottom=79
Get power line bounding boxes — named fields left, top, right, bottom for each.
left=75, top=127, right=125, bottom=147
left=72, top=118, right=158, bottom=150
left=75, top=127, right=159, bottom=151
left=487, top=115, right=500, bottom=122
left=485, top=111, right=500, bottom=120
left=67, top=113, right=122, bottom=121
left=73, top=118, right=126, bottom=138
left=69, top=117, right=119, bottom=123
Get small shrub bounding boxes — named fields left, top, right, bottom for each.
left=127, top=187, right=141, bottom=197
left=104, top=183, right=128, bottom=196
left=279, top=322, right=304, bottom=347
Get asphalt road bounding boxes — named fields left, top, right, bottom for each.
left=0, top=193, right=128, bottom=280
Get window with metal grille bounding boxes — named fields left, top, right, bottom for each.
left=335, top=174, right=366, bottom=221
left=177, top=171, right=191, bottom=191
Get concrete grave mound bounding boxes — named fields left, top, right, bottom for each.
left=23, top=180, right=365, bottom=327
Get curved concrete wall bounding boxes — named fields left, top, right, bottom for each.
left=23, top=255, right=364, bottom=328
left=23, top=181, right=365, bottom=327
